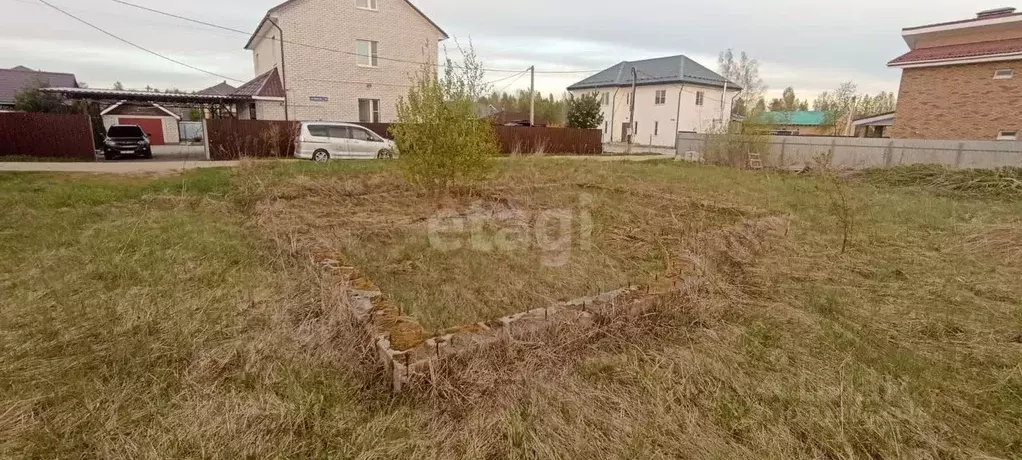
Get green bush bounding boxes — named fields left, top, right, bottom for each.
left=391, top=42, right=497, bottom=192
left=702, top=124, right=770, bottom=168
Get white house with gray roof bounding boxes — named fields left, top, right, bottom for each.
left=567, top=55, right=741, bottom=147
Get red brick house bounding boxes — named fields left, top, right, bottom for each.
left=888, top=7, right=1022, bottom=140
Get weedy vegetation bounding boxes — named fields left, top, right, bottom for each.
left=1, top=160, right=1020, bottom=459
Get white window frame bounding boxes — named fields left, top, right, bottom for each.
left=994, top=68, right=1014, bottom=79
left=355, top=0, right=378, bottom=10
left=654, top=90, right=666, bottom=105
left=359, top=98, right=380, bottom=123
left=695, top=91, right=705, bottom=106
left=997, top=130, right=1018, bottom=141
left=356, top=40, right=379, bottom=67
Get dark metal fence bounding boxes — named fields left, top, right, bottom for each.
left=493, top=126, right=602, bottom=155
left=205, top=119, right=298, bottom=161
left=205, top=120, right=603, bottom=160
left=0, top=113, right=96, bottom=161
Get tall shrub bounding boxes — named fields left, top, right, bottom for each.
left=391, top=41, right=497, bottom=192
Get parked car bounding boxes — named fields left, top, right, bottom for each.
left=295, top=122, right=397, bottom=161
left=102, top=125, right=152, bottom=160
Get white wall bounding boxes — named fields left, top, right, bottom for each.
left=571, top=84, right=741, bottom=146
left=102, top=115, right=180, bottom=144
left=250, top=0, right=445, bottom=122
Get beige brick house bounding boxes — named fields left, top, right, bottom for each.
left=237, top=0, right=448, bottom=122
left=888, top=7, right=1022, bottom=140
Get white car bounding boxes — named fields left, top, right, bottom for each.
left=295, top=122, right=397, bottom=161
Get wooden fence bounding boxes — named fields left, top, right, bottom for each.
left=205, top=120, right=603, bottom=160
left=205, top=119, right=298, bottom=161
left=0, top=113, right=96, bottom=161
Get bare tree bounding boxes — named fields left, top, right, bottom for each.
left=718, top=49, right=767, bottom=116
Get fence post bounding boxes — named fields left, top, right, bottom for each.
left=779, top=137, right=787, bottom=167
left=84, top=113, right=97, bottom=162
left=202, top=118, right=211, bottom=161
left=954, top=142, right=965, bottom=168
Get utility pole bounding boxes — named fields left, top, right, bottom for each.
left=529, top=66, right=535, bottom=127
left=628, top=66, right=637, bottom=151
left=719, top=79, right=729, bottom=129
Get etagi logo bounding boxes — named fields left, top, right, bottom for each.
left=427, top=194, right=594, bottom=267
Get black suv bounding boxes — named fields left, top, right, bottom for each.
left=102, top=125, right=153, bottom=160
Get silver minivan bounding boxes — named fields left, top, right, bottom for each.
left=295, top=122, right=397, bottom=161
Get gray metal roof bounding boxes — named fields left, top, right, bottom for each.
left=567, top=55, right=740, bottom=91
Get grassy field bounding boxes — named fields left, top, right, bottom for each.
left=1, top=160, right=1021, bottom=458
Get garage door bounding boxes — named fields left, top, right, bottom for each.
left=118, top=118, right=165, bottom=145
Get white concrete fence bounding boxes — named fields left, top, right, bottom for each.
left=676, top=133, right=1022, bottom=169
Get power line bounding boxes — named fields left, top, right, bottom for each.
left=36, top=0, right=245, bottom=83
left=492, top=70, right=529, bottom=94
left=108, top=0, right=603, bottom=75
left=482, top=70, right=528, bottom=87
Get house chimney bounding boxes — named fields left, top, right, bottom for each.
left=977, top=7, right=1017, bottom=18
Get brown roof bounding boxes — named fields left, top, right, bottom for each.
left=889, top=36, right=1022, bottom=65
left=0, top=67, right=78, bottom=105
left=904, top=11, right=1022, bottom=31
left=231, top=68, right=285, bottom=98
left=243, top=0, right=448, bottom=50
left=197, top=81, right=237, bottom=96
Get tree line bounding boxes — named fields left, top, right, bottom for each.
left=716, top=49, right=897, bottom=130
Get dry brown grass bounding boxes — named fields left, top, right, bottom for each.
left=2, top=160, right=1022, bottom=458
left=255, top=163, right=751, bottom=333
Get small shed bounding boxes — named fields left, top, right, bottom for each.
left=101, top=102, right=181, bottom=145
left=852, top=112, right=895, bottom=138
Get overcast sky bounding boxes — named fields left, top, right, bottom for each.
left=3, top=0, right=991, bottom=102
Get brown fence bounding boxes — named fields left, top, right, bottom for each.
left=205, top=120, right=602, bottom=160
left=355, top=123, right=602, bottom=154
left=0, top=113, right=96, bottom=161
left=205, top=119, right=298, bottom=161
left=493, top=126, right=602, bottom=155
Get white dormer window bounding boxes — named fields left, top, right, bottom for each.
left=356, top=0, right=378, bottom=10
left=994, top=69, right=1014, bottom=79
left=997, top=130, right=1018, bottom=141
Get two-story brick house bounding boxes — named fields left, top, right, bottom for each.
left=239, top=0, right=448, bottom=122
left=567, top=55, right=741, bottom=147
left=888, top=7, right=1022, bottom=140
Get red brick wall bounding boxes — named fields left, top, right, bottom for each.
left=891, top=60, right=1022, bottom=140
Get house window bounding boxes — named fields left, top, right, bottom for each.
left=994, top=69, right=1014, bottom=79
left=654, top=90, right=666, bottom=105
left=625, top=93, right=631, bottom=105
left=695, top=91, right=705, bottom=106
left=356, top=0, right=378, bottom=10
left=604, top=121, right=608, bottom=134
left=600, top=92, right=609, bottom=105
left=248, top=102, right=257, bottom=120
left=654, top=121, right=659, bottom=136
left=356, top=40, right=378, bottom=67
left=997, top=130, right=1018, bottom=141
left=359, top=98, right=380, bottom=122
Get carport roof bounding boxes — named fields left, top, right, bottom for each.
left=40, top=87, right=252, bottom=106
